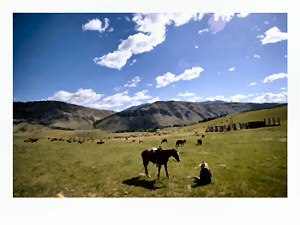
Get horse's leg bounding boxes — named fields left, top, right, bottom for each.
left=157, top=164, right=161, bottom=179
left=164, top=164, right=169, bottom=178
left=143, top=160, right=150, bottom=178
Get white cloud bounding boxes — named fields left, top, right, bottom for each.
left=208, top=13, right=235, bottom=32
left=171, top=98, right=181, bottom=101
left=228, top=67, right=235, bottom=72
left=124, top=76, right=141, bottom=88
left=129, top=59, right=137, bottom=66
left=195, top=45, right=199, bottom=49
left=178, top=92, right=195, bottom=97
left=156, top=67, right=204, bottom=88
left=250, top=91, right=287, bottom=103
left=147, top=96, right=160, bottom=103
left=48, top=88, right=153, bottom=110
left=256, top=34, right=264, bottom=39
left=205, top=93, right=252, bottom=102
left=95, top=13, right=204, bottom=70
left=92, top=90, right=151, bottom=109
left=147, top=83, right=153, bottom=87
left=198, top=28, right=210, bottom=34
left=264, top=21, right=270, bottom=25
left=263, top=73, right=287, bottom=83
left=259, top=26, right=288, bottom=45
left=125, top=16, right=131, bottom=22
left=107, top=27, right=114, bottom=32
left=82, top=18, right=110, bottom=33
left=188, top=96, right=203, bottom=102
left=281, top=87, right=287, bottom=90
left=48, top=88, right=103, bottom=107
left=248, top=82, right=257, bottom=86
left=253, top=54, right=261, bottom=58
left=237, top=13, right=250, bottom=18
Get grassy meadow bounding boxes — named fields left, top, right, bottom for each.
left=13, top=105, right=287, bottom=197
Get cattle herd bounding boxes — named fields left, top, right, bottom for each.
left=23, top=134, right=205, bottom=146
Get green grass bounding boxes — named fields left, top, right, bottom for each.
left=13, top=105, right=287, bottom=197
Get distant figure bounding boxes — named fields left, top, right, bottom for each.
left=193, top=162, right=212, bottom=186
left=139, top=140, right=143, bottom=144
left=161, top=138, right=168, bottom=144
left=196, top=139, right=202, bottom=145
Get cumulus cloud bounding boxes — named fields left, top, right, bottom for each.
left=237, top=13, right=250, bottom=18
left=124, top=76, right=141, bottom=88
left=156, top=67, right=204, bottom=88
left=94, top=13, right=204, bottom=70
left=250, top=91, right=287, bottom=103
left=206, top=93, right=252, bottom=102
left=195, top=45, right=199, bottom=49
left=263, top=73, right=287, bottom=83
left=198, top=28, right=210, bottom=34
left=258, top=26, right=288, bottom=45
left=178, top=92, right=195, bottom=97
left=147, top=96, right=160, bottom=103
left=228, top=67, right=235, bottom=72
left=248, top=82, right=257, bottom=86
left=129, top=59, right=137, bottom=66
left=188, top=96, right=203, bottom=102
left=253, top=54, right=261, bottom=58
left=48, top=88, right=152, bottom=110
left=82, top=18, right=110, bottom=33
left=208, top=13, right=234, bottom=32
left=171, top=98, right=181, bottom=101
left=48, top=88, right=103, bottom=107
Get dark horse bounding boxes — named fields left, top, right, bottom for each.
left=141, top=148, right=180, bottom=178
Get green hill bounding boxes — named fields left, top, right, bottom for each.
left=13, top=101, right=115, bottom=130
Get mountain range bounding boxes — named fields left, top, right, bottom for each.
left=93, top=101, right=278, bottom=132
left=13, top=100, right=278, bottom=132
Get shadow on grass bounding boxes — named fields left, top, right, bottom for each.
left=122, top=176, right=164, bottom=190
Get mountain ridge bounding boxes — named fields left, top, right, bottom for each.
left=93, top=100, right=279, bottom=132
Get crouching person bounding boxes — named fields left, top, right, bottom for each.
left=193, top=162, right=212, bottom=186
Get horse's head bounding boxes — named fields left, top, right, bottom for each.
left=172, top=148, right=180, bottom=162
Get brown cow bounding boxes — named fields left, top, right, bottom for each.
left=175, top=139, right=186, bottom=147
left=161, top=138, right=168, bottom=144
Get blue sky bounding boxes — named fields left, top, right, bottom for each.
left=13, top=13, right=287, bottom=111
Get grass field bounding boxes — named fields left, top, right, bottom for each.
left=13, top=105, right=287, bottom=197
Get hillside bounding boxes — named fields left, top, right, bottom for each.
left=13, top=101, right=115, bottom=130
left=94, top=101, right=278, bottom=132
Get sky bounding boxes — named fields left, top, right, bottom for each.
left=13, top=13, right=288, bottom=111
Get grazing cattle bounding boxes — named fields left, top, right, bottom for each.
left=202, top=134, right=205, bottom=138
left=161, top=138, right=168, bottom=144
left=25, top=138, right=39, bottom=143
left=141, top=148, right=180, bottom=178
left=139, top=140, right=143, bottom=144
left=196, top=139, right=202, bottom=145
left=175, top=139, right=186, bottom=147
left=132, top=140, right=136, bottom=142
left=97, top=141, right=105, bottom=144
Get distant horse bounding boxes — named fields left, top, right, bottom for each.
left=139, top=140, right=143, bottom=144
left=161, top=138, right=168, bottom=144
left=196, top=139, right=202, bottom=145
left=175, top=139, right=186, bottom=147
left=97, top=141, right=105, bottom=144
left=141, top=148, right=180, bottom=178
